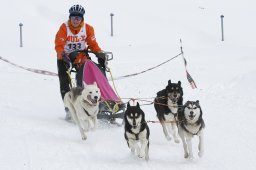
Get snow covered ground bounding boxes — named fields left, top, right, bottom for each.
left=0, top=0, right=256, bottom=169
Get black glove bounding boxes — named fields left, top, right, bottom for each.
left=96, top=52, right=106, bottom=68
left=62, top=54, right=71, bottom=68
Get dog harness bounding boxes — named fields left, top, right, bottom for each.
left=181, top=122, right=204, bottom=136
left=155, top=96, right=178, bottom=117
left=128, top=122, right=147, bottom=140
left=82, top=108, right=91, bottom=117
left=134, top=133, right=139, bottom=140
left=82, top=107, right=98, bottom=117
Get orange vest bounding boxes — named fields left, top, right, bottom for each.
left=55, top=20, right=102, bottom=60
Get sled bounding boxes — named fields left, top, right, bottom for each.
left=67, top=50, right=125, bottom=124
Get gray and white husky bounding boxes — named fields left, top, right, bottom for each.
left=64, top=82, right=101, bottom=140
left=177, top=100, right=205, bottom=159
left=124, top=101, right=150, bottom=161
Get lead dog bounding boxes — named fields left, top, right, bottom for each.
left=154, top=80, right=183, bottom=143
left=177, top=100, right=205, bottom=159
left=64, top=82, right=101, bottom=140
left=124, top=101, right=150, bottom=161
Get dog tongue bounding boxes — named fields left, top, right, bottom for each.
left=91, top=99, right=97, bottom=104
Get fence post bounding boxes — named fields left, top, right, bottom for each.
left=110, top=13, right=114, bottom=36
left=220, top=15, right=224, bottom=41
left=19, top=23, right=23, bottom=47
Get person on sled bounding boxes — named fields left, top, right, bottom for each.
left=55, top=5, right=106, bottom=118
left=55, top=4, right=106, bottom=110
left=55, top=4, right=125, bottom=122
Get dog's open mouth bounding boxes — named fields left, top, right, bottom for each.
left=189, top=115, right=195, bottom=120
left=85, top=96, right=98, bottom=105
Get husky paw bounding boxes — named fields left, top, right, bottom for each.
left=135, top=149, right=141, bottom=157
left=198, top=151, right=204, bottom=158
left=188, top=155, right=194, bottom=160
left=145, top=155, right=149, bottom=161
left=81, top=135, right=87, bottom=140
left=184, top=153, right=189, bottom=159
left=174, top=138, right=180, bottom=143
left=138, top=152, right=145, bottom=158
left=65, top=111, right=72, bottom=121
left=165, top=135, right=172, bottom=141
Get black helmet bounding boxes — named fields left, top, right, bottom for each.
left=69, top=4, right=85, bottom=18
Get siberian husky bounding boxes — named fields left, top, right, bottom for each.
left=154, top=80, right=183, bottom=143
left=177, top=100, right=205, bottom=159
left=124, top=101, right=150, bottom=161
left=64, top=82, right=101, bottom=140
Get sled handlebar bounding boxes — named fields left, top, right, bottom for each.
left=72, top=50, right=113, bottom=61
left=88, top=51, right=113, bottom=72
left=102, top=52, right=113, bottom=72
left=88, top=51, right=113, bottom=61
left=69, top=50, right=113, bottom=72
left=104, top=52, right=113, bottom=61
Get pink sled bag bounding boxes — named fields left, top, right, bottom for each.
left=82, top=60, right=120, bottom=101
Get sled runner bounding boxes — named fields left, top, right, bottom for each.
left=66, top=50, right=125, bottom=124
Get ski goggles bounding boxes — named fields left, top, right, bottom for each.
left=70, top=16, right=83, bottom=21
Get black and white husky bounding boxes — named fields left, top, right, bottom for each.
left=177, top=100, right=205, bottom=159
left=154, top=80, right=183, bottom=143
left=64, top=82, right=101, bottom=140
left=124, top=101, right=150, bottom=161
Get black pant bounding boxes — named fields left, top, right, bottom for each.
left=57, top=60, right=106, bottom=100
left=57, top=60, right=83, bottom=100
